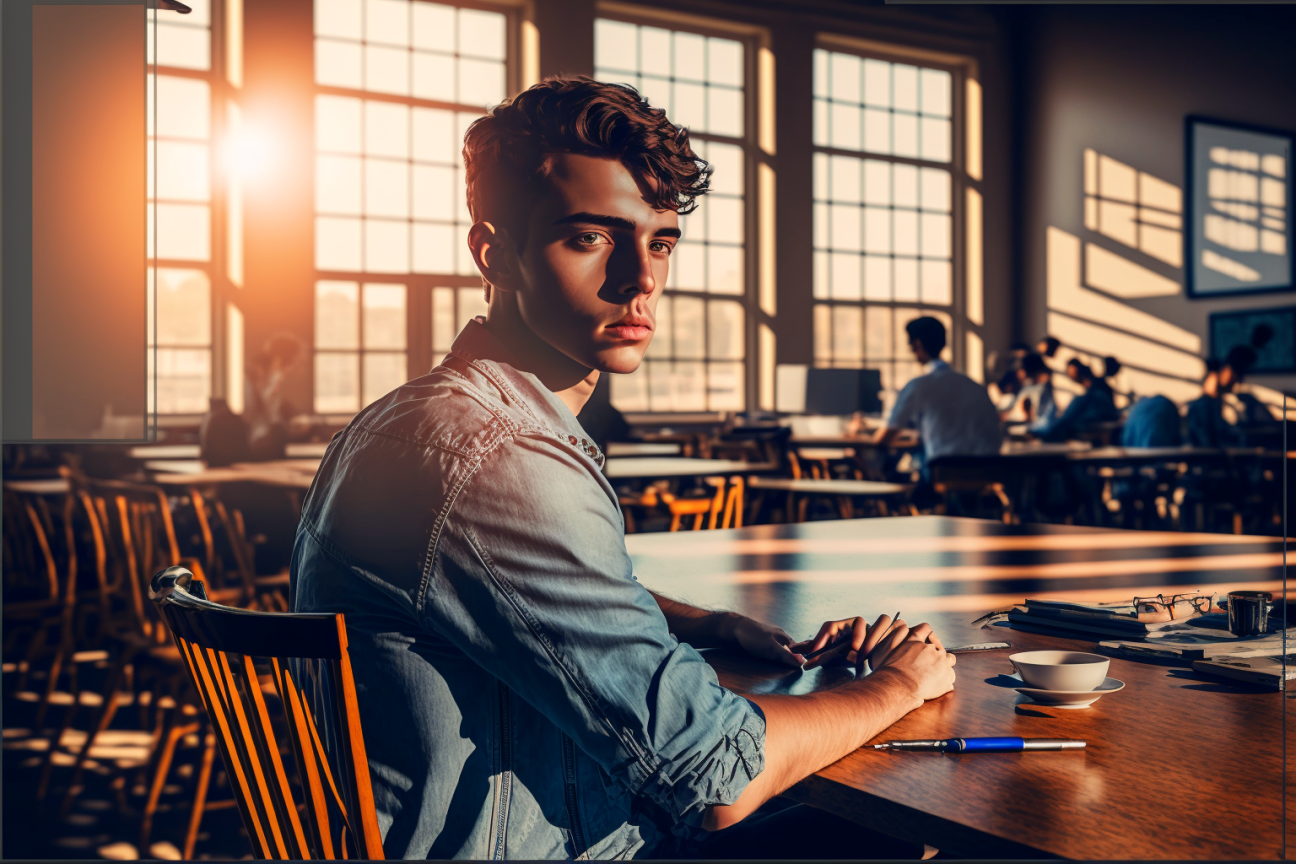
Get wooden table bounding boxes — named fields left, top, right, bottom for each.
left=148, top=459, right=321, bottom=490
left=603, top=457, right=773, bottom=480
left=127, top=441, right=329, bottom=460
left=605, top=442, right=683, bottom=457
left=627, top=517, right=1290, bottom=859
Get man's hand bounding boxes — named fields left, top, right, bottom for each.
left=867, top=626, right=957, bottom=702
left=721, top=614, right=805, bottom=668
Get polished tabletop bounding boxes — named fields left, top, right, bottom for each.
left=128, top=441, right=330, bottom=460
left=603, top=457, right=772, bottom=480
left=747, top=477, right=910, bottom=496
left=627, top=517, right=1289, bottom=859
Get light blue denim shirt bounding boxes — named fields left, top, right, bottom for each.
left=889, top=359, right=1003, bottom=461
left=290, top=319, right=766, bottom=860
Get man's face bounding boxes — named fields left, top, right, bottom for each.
left=512, top=154, right=680, bottom=374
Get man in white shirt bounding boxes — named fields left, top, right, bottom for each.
left=871, top=317, right=1003, bottom=466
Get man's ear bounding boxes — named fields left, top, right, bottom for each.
left=468, top=221, right=520, bottom=293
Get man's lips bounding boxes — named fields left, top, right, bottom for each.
left=603, top=318, right=654, bottom=341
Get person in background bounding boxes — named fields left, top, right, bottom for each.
left=1037, top=359, right=1119, bottom=443
left=1118, top=394, right=1181, bottom=447
left=1014, top=353, right=1057, bottom=432
left=870, top=317, right=1003, bottom=470
left=1185, top=360, right=1238, bottom=448
left=1093, top=356, right=1121, bottom=402
left=1037, top=336, right=1061, bottom=362
left=246, top=332, right=303, bottom=461
left=1221, top=345, right=1276, bottom=428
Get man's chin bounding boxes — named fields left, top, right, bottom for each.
left=590, top=346, right=649, bottom=376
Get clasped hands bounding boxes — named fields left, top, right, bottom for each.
left=725, top=612, right=949, bottom=676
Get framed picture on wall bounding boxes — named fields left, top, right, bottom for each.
left=1185, top=116, right=1294, bottom=298
left=1208, top=306, right=1296, bottom=373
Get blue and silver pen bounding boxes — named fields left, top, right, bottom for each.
left=873, top=737, right=1085, bottom=753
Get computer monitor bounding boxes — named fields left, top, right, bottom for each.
left=805, top=368, right=883, bottom=415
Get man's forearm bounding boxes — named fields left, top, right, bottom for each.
left=648, top=590, right=735, bottom=648
left=703, top=668, right=920, bottom=831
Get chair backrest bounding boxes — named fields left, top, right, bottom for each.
left=149, top=565, right=384, bottom=861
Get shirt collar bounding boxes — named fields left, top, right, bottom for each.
left=925, top=358, right=951, bottom=374
left=447, top=318, right=606, bottom=467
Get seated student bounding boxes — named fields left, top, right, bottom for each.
left=1013, top=353, right=1057, bottom=431
left=1093, top=356, right=1120, bottom=403
left=290, top=77, right=955, bottom=861
left=1037, top=360, right=1119, bottom=443
left=871, top=317, right=1003, bottom=467
left=1185, top=360, right=1239, bottom=448
left=1221, top=345, right=1276, bottom=428
left=1118, top=394, right=1182, bottom=448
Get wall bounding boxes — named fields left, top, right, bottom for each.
left=1013, top=5, right=1296, bottom=403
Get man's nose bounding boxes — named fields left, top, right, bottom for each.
left=617, top=243, right=657, bottom=298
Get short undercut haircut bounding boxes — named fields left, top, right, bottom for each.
left=905, top=316, right=947, bottom=357
left=463, top=76, right=711, bottom=252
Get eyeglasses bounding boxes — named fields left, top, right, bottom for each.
left=1131, top=591, right=1214, bottom=622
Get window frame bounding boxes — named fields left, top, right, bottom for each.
left=810, top=37, right=980, bottom=411
left=311, top=0, right=522, bottom=419
left=594, top=6, right=768, bottom=416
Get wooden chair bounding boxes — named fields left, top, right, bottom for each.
left=149, top=564, right=385, bottom=860
left=664, top=476, right=744, bottom=531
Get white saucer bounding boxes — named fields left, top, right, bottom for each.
left=1010, top=674, right=1125, bottom=709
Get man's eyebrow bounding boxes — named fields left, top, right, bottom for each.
left=554, top=212, right=682, bottom=240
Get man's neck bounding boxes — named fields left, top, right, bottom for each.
left=482, top=298, right=599, bottom=416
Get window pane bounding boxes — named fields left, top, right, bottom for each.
left=708, top=361, right=744, bottom=411
left=673, top=295, right=705, bottom=360
left=707, top=245, right=743, bottom=295
left=156, top=140, right=209, bottom=202
left=920, top=212, right=951, bottom=258
left=156, top=269, right=210, bottom=346
left=459, top=8, right=506, bottom=60
left=893, top=257, right=919, bottom=302
left=595, top=19, right=637, bottom=72
left=707, top=38, right=743, bottom=88
left=640, top=27, right=671, bottom=77
left=317, top=154, right=362, bottom=214
left=647, top=360, right=672, bottom=410
left=610, top=365, right=649, bottom=412
left=365, top=218, right=409, bottom=272
left=813, top=99, right=828, bottom=147
left=894, top=209, right=919, bottom=256
left=413, top=164, right=454, bottom=221
left=708, top=196, right=743, bottom=245
left=647, top=295, right=672, bottom=358
left=458, top=286, right=488, bottom=324
left=315, top=352, right=360, bottom=413
left=829, top=251, right=860, bottom=301
left=706, top=142, right=744, bottom=196
left=707, top=87, right=743, bottom=138
left=862, top=160, right=890, bottom=206
left=154, top=203, right=211, bottom=261
left=366, top=0, right=409, bottom=47
left=830, top=103, right=860, bottom=151
left=829, top=155, right=861, bottom=204
left=862, top=108, right=890, bottom=155
left=674, top=81, right=705, bottom=131
left=156, top=75, right=210, bottom=140
left=893, top=113, right=919, bottom=159
left=432, top=286, right=455, bottom=352
left=813, top=50, right=829, bottom=99
left=364, top=100, right=409, bottom=158
left=316, top=38, right=363, bottom=88
left=707, top=300, right=744, bottom=360
left=413, top=221, right=456, bottom=273
left=829, top=52, right=861, bottom=104
left=413, top=107, right=456, bottom=163
left=316, top=0, right=362, bottom=40
left=921, top=167, right=951, bottom=211
left=672, top=242, right=705, bottom=290
left=893, top=65, right=919, bottom=112
left=315, top=281, right=359, bottom=349
left=413, top=51, right=456, bottom=103
left=317, top=95, right=362, bottom=154
left=412, top=1, right=454, bottom=52
left=814, top=304, right=832, bottom=363
left=813, top=153, right=829, bottom=201
left=865, top=306, right=892, bottom=359
left=316, top=216, right=362, bottom=270
left=455, top=223, right=475, bottom=275
left=459, top=58, right=505, bottom=108
left=832, top=305, right=864, bottom=365
left=674, top=31, right=704, bottom=81
left=830, top=203, right=861, bottom=252
left=154, top=22, right=210, bottom=71
left=920, top=68, right=951, bottom=117
left=813, top=251, right=829, bottom=299
left=363, top=352, right=406, bottom=404
left=921, top=259, right=952, bottom=305
left=365, top=158, right=410, bottom=218
left=921, top=118, right=951, bottom=163
left=862, top=255, right=891, bottom=302
left=158, top=348, right=211, bottom=414
left=363, top=283, right=406, bottom=349
left=863, top=207, right=890, bottom=254
left=863, top=59, right=890, bottom=108
left=365, top=44, right=409, bottom=95
left=672, top=361, right=706, bottom=411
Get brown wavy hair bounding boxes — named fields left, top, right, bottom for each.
left=463, top=76, right=711, bottom=251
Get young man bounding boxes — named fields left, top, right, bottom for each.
left=1009, top=352, right=1057, bottom=431
left=870, top=317, right=1003, bottom=465
left=290, top=77, right=955, bottom=860
left=1037, top=360, right=1119, bottom=443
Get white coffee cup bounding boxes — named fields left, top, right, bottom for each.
left=1009, top=651, right=1109, bottom=691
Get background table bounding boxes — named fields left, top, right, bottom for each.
left=627, top=516, right=1290, bottom=860
left=603, top=457, right=772, bottom=480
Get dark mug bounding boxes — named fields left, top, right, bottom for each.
left=1227, top=591, right=1273, bottom=638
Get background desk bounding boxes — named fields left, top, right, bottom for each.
left=627, top=516, right=1289, bottom=860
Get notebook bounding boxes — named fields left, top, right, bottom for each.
left=1192, top=654, right=1296, bottom=689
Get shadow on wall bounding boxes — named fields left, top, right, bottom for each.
left=1047, top=149, right=1285, bottom=413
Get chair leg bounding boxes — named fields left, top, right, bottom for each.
left=140, top=719, right=201, bottom=851
left=34, top=632, right=74, bottom=730
left=183, top=731, right=217, bottom=860
left=36, top=678, right=83, bottom=801
left=57, top=649, right=130, bottom=813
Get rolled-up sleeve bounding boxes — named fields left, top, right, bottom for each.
left=419, top=432, right=766, bottom=831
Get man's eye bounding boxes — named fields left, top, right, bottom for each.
left=576, top=232, right=606, bottom=246
left=650, top=241, right=673, bottom=254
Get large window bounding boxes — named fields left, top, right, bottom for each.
left=148, top=1, right=216, bottom=414
left=595, top=17, right=752, bottom=413
left=313, top=0, right=512, bottom=414
left=812, top=47, right=973, bottom=411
